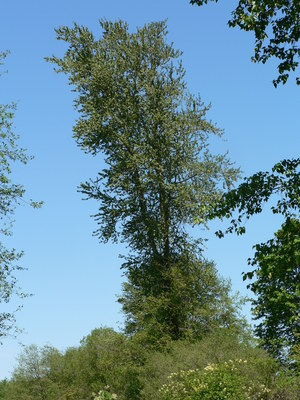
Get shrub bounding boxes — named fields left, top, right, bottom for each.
left=270, top=370, right=300, bottom=400
left=160, top=359, right=271, bottom=400
left=140, top=330, right=276, bottom=400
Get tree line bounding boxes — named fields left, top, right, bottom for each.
left=1, top=327, right=299, bottom=400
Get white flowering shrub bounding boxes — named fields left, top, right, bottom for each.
left=160, top=359, right=271, bottom=400
left=93, top=386, right=118, bottom=400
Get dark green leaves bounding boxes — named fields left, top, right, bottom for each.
left=209, top=157, right=299, bottom=363
left=190, top=1, right=300, bottom=86
left=49, top=20, right=240, bottom=343
left=210, top=158, right=300, bottom=237
left=0, top=51, right=41, bottom=339
left=246, top=219, right=300, bottom=362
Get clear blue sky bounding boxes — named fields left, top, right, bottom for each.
left=0, top=0, right=299, bottom=379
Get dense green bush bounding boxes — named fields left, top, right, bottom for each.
left=0, top=328, right=143, bottom=400
left=269, top=370, right=300, bottom=400
left=140, top=329, right=276, bottom=400
left=160, top=359, right=271, bottom=400
left=78, top=328, right=143, bottom=400
left=157, top=349, right=299, bottom=400
left=1, top=328, right=298, bottom=400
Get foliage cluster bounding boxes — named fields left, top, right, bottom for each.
left=139, top=329, right=264, bottom=400
left=209, top=158, right=300, bottom=237
left=208, top=158, right=299, bottom=363
left=248, top=218, right=300, bottom=363
left=160, top=357, right=300, bottom=400
left=0, top=51, right=42, bottom=340
left=190, top=0, right=300, bottom=86
left=93, top=388, right=118, bottom=400
left=0, top=328, right=299, bottom=400
left=160, top=359, right=271, bottom=400
left=0, top=328, right=143, bottom=400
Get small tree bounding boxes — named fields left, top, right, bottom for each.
left=0, top=51, right=42, bottom=340
left=4, top=345, right=62, bottom=400
left=48, top=20, right=240, bottom=344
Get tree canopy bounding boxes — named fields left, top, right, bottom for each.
left=48, top=19, right=241, bottom=345
left=190, top=0, right=300, bottom=86
left=246, top=218, right=300, bottom=363
left=208, top=158, right=299, bottom=363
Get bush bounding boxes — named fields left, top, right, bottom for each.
left=140, top=330, right=276, bottom=400
left=160, top=359, right=271, bottom=400
left=93, top=387, right=118, bottom=400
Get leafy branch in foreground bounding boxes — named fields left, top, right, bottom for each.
left=246, top=218, right=300, bottom=363
left=208, top=157, right=299, bottom=238
left=190, top=1, right=300, bottom=86
left=0, top=51, right=42, bottom=340
left=207, top=158, right=299, bottom=362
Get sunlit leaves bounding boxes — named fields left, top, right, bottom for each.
left=190, top=1, right=300, bottom=86
left=246, top=218, right=300, bottom=362
left=48, top=20, right=240, bottom=343
left=210, top=158, right=300, bottom=237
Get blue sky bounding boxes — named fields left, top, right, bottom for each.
left=0, top=0, right=299, bottom=379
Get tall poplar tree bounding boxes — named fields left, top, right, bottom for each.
left=48, top=20, right=241, bottom=345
